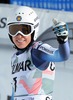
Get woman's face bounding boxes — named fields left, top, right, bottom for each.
left=12, top=34, right=31, bottom=49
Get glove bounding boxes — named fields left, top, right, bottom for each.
left=52, top=18, right=69, bottom=44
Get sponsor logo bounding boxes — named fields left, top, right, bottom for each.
left=14, top=96, right=51, bottom=100
left=34, top=22, right=39, bottom=29
left=39, top=46, right=54, bottom=54
left=34, top=16, right=39, bottom=22
left=50, top=62, right=55, bottom=71
left=46, top=96, right=52, bottom=100
left=12, top=60, right=31, bottom=74
left=16, top=16, right=22, bottom=21
left=0, top=17, right=7, bottom=28
left=14, top=97, right=34, bottom=100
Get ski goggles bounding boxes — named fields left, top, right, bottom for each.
left=8, top=23, right=34, bottom=37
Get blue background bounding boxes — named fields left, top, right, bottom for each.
left=10, top=0, right=73, bottom=12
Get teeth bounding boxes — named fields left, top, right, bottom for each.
left=17, top=40, right=25, bottom=42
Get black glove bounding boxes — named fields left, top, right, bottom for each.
left=52, top=19, right=69, bottom=44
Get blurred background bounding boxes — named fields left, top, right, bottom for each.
left=0, top=0, right=73, bottom=100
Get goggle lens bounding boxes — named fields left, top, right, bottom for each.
left=9, top=24, right=33, bottom=36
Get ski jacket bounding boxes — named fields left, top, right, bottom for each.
left=11, top=41, right=70, bottom=100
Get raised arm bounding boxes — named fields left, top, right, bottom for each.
left=31, top=20, right=70, bottom=62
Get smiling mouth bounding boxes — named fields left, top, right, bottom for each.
left=17, top=39, right=26, bottom=43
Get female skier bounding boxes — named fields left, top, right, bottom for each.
left=7, top=6, right=70, bottom=100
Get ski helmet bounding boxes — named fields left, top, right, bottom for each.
left=7, top=6, right=40, bottom=43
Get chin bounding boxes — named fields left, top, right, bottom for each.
left=19, top=47, right=26, bottom=49
left=17, top=45, right=27, bottom=49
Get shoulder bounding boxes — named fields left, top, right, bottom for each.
left=32, top=41, right=44, bottom=49
left=32, top=41, right=51, bottom=49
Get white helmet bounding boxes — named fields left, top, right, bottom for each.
left=7, top=6, right=40, bottom=40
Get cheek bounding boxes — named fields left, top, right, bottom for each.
left=27, top=36, right=31, bottom=43
left=12, top=37, right=16, bottom=43
left=28, top=37, right=31, bottom=43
